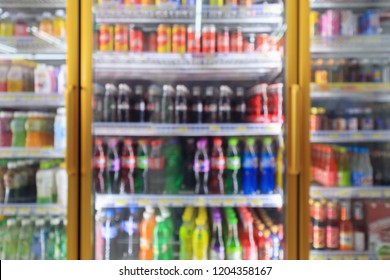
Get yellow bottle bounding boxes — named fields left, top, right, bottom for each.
left=0, top=12, right=14, bottom=36
left=39, top=12, right=53, bottom=35
left=192, top=217, right=209, bottom=260
left=53, top=10, right=66, bottom=38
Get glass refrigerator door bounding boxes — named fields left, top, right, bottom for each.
left=309, top=0, right=390, bottom=260
left=0, top=0, right=75, bottom=259
left=83, top=0, right=296, bottom=260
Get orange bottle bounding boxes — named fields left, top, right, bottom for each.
left=39, top=12, right=53, bottom=35
left=139, top=210, right=156, bottom=260
left=339, top=201, right=354, bottom=251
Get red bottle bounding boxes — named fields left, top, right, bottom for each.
left=241, top=212, right=258, bottom=260
left=339, top=201, right=354, bottom=251
left=93, top=138, right=106, bottom=193
left=210, top=138, right=225, bottom=194
left=326, top=201, right=340, bottom=250
left=258, top=228, right=272, bottom=260
left=312, top=200, right=326, bottom=250
left=120, top=139, right=136, bottom=194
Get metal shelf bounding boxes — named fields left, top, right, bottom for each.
left=310, top=186, right=390, bottom=199
left=0, top=148, right=65, bottom=159
left=311, top=0, right=390, bottom=9
left=93, top=52, right=282, bottom=81
left=311, top=83, right=390, bottom=102
left=93, top=123, right=283, bottom=137
left=0, top=0, right=66, bottom=8
left=95, top=194, right=283, bottom=209
left=311, top=130, right=390, bottom=143
left=310, top=250, right=375, bottom=260
left=0, top=93, right=65, bottom=108
left=0, top=203, right=66, bottom=216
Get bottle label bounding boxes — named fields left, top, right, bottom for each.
left=93, top=156, right=106, bottom=169
left=193, top=159, right=210, bottom=172
left=326, top=226, right=339, bottom=249
left=204, top=104, right=217, bottom=113
left=360, top=174, right=373, bottom=186
left=210, top=246, right=225, bottom=260
left=136, top=156, right=148, bottom=169
left=258, top=242, right=272, bottom=260
left=242, top=154, right=258, bottom=168
left=176, top=103, right=187, bottom=111
left=354, top=232, right=366, bottom=251
left=243, top=245, right=258, bottom=260
left=211, top=156, right=225, bottom=170
left=226, top=248, right=242, bottom=260
left=312, top=226, right=326, bottom=249
left=219, top=103, right=231, bottom=112
left=121, top=156, right=136, bottom=169
left=140, top=238, right=152, bottom=250
left=339, top=232, right=354, bottom=250
left=261, top=154, right=275, bottom=168
left=149, top=157, right=165, bottom=170
left=135, top=102, right=145, bottom=111
left=226, top=156, right=241, bottom=170
left=192, top=103, right=203, bottom=113
left=118, top=103, right=130, bottom=110
left=107, top=158, right=120, bottom=171
left=101, top=225, right=117, bottom=239
left=337, top=170, right=351, bottom=186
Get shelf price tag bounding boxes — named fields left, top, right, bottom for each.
left=372, top=133, right=382, bottom=139
left=176, top=127, right=188, bottom=132
left=35, top=207, right=47, bottom=215
left=172, top=199, right=184, bottom=206
left=328, top=134, right=339, bottom=139
left=209, top=125, right=221, bottom=132
left=358, top=255, right=369, bottom=260
left=3, top=207, right=17, bottom=215
left=235, top=197, right=247, bottom=205
left=352, top=134, right=363, bottom=139
left=329, top=255, right=339, bottom=260
left=235, top=127, right=247, bottom=132
left=384, top=190, right=390, bottom=197
left=115, top=199, right=128, bottom=207
left=158, top=199, right=170, bottom=206
left=310, top=190, right=323, bottom=197
left=209, top=199, right=222, bottom=206
left=251, top=198, right=263, bottom=206
left=18, top=207, right=31, bottom=215
left=195, top=197, right=206, bottom=206
left=138, top=199, right=151, bottom=206
left=336, top=189, right=353, bottom=197
left=51, top=207, right=63, bottom=214
left=344, top=255, right=354, bottom=260
left=223, top=199, right=234, bottom=206
left=357, top=190, right=381, bottom=198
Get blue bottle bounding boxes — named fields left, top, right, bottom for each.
left=242, top=137, right=259, bottom=195
left=269, top=225, right=281, bottom=260
left=259, top=137, right=276, bottom=194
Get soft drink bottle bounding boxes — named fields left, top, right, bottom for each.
left=135, top=139, right=148, bottom=193
left=260, top=137, right=276, bottom=194
left=179, top=207, right=195, bottom=260
left=32, top=219, right=48, bottom=260
left=232, top=87, right=246, bottom=123
left=351, top=147, right=360, bottom=186
left=192, top=217, right=209, bottom=260
left=226, top=216, right=243, bottom=260
left=147, top=85, right=162, bottom=123
left=117, top=84, right=131, bottom=122
left=93, top=138, right=106, bottom=193
left=101, top=209, right=118, bottom=260
left=175, top=85, right=189, bottom=123
left=203, top=86, right=218, bottom=123
left=209, top=212, right=225, bottom=260
left=120, top=139, right=136, bottom=194
left=164, top=138, right=183, bottom=194
left=183, top=138, right=196, bottom=192
left=103, top=83, right=118, bottom=122
left=153, top=215, right=172, bottom=260
left=337, top=147, right=351, bottom=187
left=46, top=218, right=62, bottom=260
left=148, top=139, right=165, bottom=194
left=190, top=86, right=203, bottom=123
left=270, top=225, right=281, bottom=260
left=60, top=219, right=67, bottom=260
left=210, top=137, right=225, bottom=194
left=241, top=213, right=258, bottom=260
left=194, top=138, right=210, bottom=194
left=218, top=85, right=232, bottom=123
left=16, top=218, right=34, bottom=260
left=160, top=207, right=174, bottom=258
left=242, top=137, right=259, bottom=194
left=121, top=207, right=140, bottom=260
left=358, top=148, right=373, bottom=186
left=105, top=138, right=120, bottom=194
left=161, top=85, right=175, bottom=123
left=225, top=138, right=241, bottom=194
left=139, top=210, right=156, bottom=260
left=258, top=228, right=272, bottom=260
left=2, top=219, right=19, bottom=259
left=133, top=85, right=146, bottom=122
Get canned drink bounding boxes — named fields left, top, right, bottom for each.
left=141, top=0, right=153, bottom=4
left=146, top=32, right=157, bottom=52
left=244, top=33, right=255, bottom=52
left=256, top=34, right=270, bottom=53
left=129, top=25, right=144, bottom=53
left=172, top=24, right=186, bottom=53
left=310, top=11, right=320, bottom=36
left=315, top=70, right=328, bottom=84
left=239, top=0, right=252, bottom=7
left=156, top=0, right=169, bottom=5
left=98, top=24, right=113, bottom=51
left=157, top=24, right=172, bottom=53
left=187, top=24, right=201, bottom=53
left=231, top=27, right=244, bottom=52
left=360, top=10, right=381, bottom=35
left=182, top=0, right=196, bottom=6
left=202, top=24, right=216, bottom=53
left=210, top=0, right=224, bottom=6
left=322, top=10, right=340, bottom=37
left=267, top=84, right=283, bottom=123
left=114, top=24, right=129, bottom=52
left=123, top=0, right=141, bottom=4
left=217, top=27, right=230, bottom=53
left=225, top=0, right=238, bottom=5
left=246, top=84, right=267, bottom=123
left=340, top=10, right=357, bottom=36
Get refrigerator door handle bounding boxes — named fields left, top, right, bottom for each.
left=66, top=85, right=78, bottom=177
left=288, top=84, right=302, bottom=175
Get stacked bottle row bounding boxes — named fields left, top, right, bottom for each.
left=0, top=159, right=67, bottom=205
left=310, top=199, right=368, bottom=252
left=310, top=9, right=383, bottom=37
left=93, top=136, right=281, bottom=195
left=0, top=10, right=66, bottom=38
left=97, top=0, right=258, bottom=7
left=94, top=83, right=283, bottom=124
left=97, top=23, right=280, bottom=54
left=0, top=215, right=67, bottom=260
left=311, top=58, right=390, bottom=84
left=95, top=206, right=284, bottom=260
left=310, top=105, right=390, bottom=132
left=0, top=108, right=66, bottom=149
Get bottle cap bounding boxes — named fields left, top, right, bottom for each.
left=246, top=137, right=256, bottom=146
left=124, top=139, right=133, bottom=146
left=213, top=137, right=223, bottom=147
left=118, top=84, right=131, bottom=93
left=143, top=211, right=152, bottom=219
left=138, top=139, right=149, bottom=146
left=50, top=218, right=61, bottom=226
left=195, top=217, right=204, bottom=226
left=156, top=215, right=164, bottom=223
left=105, top=83, right=117, bottom=92
left=57, top=107, right=66, bottom=115
left=7, top=219, right=16, bottom=226
left=163, top=85, right=174, bottom=95
left=135, top=85, right=143, bottom=95
left=205, top=86, right=215, bottom=96
left=228, top=137, right=239, bottom=146
left=0, top=111, right=13, bottom=118
left=192, top=86, right=201, bottom=96
left=151, top=139, right=163, bottom=147
left=105, top=210, right=114, bottom=218
left=55, top=9, right=66, bottom=17
left=196, top=138, right=208, bottom=149
left=220, top=85, right=232, bottom=95
left=145, top=206, right=155, bottom=214
left=107, top=138, right=117, bottom=148
left=21, top=219, right=31, bottom=226
left=236, top=87, right=245, bottom=97
left=94, top=138, right=103, bottom=146
left=42, top=12, right=53, bottom=19
left=263, top=137, right=273, bottom=146
left=176, top=85, right=189, bottom=95
left=35, top=219, right=45, bottom=226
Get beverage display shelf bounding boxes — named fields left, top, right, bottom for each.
left=310, top=186, right=390, bottom=199
left=0, top=148, right=65, bottom=159
left=310, top=250, right=375, bottom=260
left=0, top=0, right=65, bottom=8
left=93, top=123, right=283, bottom=137
left=95, top=194, right=283, bottom=209
left=93, top=52, right=282, bottom=81
left=0, top=93, right=65, bottom=108
left=310, top=130, right=390, bottom=143
left=311, top=0, right=390, bottom=9
left=311, top=35, right=390, bottom=56
left=0, top=203, right=66, bottom=216
left=310, top=83, right=390, bottom=101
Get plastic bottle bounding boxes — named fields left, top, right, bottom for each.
left=46, top=218, right=62, bottom=260
left=39, top=12, right=53, bottom=35
left=242, top=137, right=259, bottom=194
left=103, top=83, right=118, bottom=122
left=135, top=139, right=148, bottom=193
left=93, top=138, right=106, bottom=193
left=105, top=138, right=120, bottom=194
left=161, top=85, right=175, bottom=123
left=153, top=215, right=172, bottom=260
left=194, top=138, right=210, bottom=194
left=232, top=87, right=246, bottom=123
left=210, top=212, right=225, bottom=260
left=101, top=209, right=118, bottom=260
left=0, top=111, right=14, bottom=147
left=339, top=201, right=354, bottom=251
left=57, top=65, right=67, bottom=94
left=192, top=217, right=209, bottom=260
left=6, top=61, right=23, bottom=92
left=34, top=64, right=52, bottom=93
left=117, top=84, right=131, bottom=122
left=2, top=219, right=19, bottom=259
left=190, top=86, right=203, bottom=123
left=358, top=148, right=373, bottom=186
left=337, top=147, right=351, bottom=187
left=133, top=85, right=146, bottom=122
left=120, top=139, right=136, bottom=194
left=260, top=137, right=276, bottom=194
left=241, top=213, right=258, bottom=260
left=203, top=86, right=218, bottom=123
left=160, top=207, right=174, bottom=258
left=32, top=219, right=48, bottom=260
left=16, top=218, right=34, bottom=260
left=175, top=85, right=188, bottom=123
left=270, top=225, right=281, bottom=260
left=218, top=85, right=232, bottom=123
left=225, top=137, right=241, bottom=194
left=55, top=163, right=68, bottom=206
left=226, top=216, right=242, bottom=260
left=14, top=13, right=28, bottom=36
left=164, top=138, right=182, bottom=194
left=351, top=147, right=360, bottom=186
left=139, top=210, right=156, bottom=260
left=210, top=137, right=225, bottom=194
left=53, top=10, right=66, bottom=38
left=0, top=61, right=10, bottom=92
left=10, top=111, right=27, bottom=147
left=121, top=207, right=140, bottom=260
left=54, top=107, right=66, bottom=150
left=59, top=218, right=67, bottom=259
left=36, top=161, right=56, bottom=203
left=147, top=85, right=162, bottom=123
left=258, top=228, right=272, bottom=260
left=183, top=138, right=196, bottom=192
left=0, top=12, right=14, bottom=36
left=179, top=207, right=194, bottom=260
left=148, top=139, right=165, bottom=194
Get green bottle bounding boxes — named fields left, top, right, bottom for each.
left=226, top=217, right=242, bottom=260
left=164, top=138, right=183, bottom=194
left=10, top=112, right=27, bottom=147
left=225, top=138, right=241, bottom=194
left=338, top=147, right=351, bottom=187
left=60, top=219, right=67, bottom=260
left=135, top=140, right=149, bottom=194
left=2, top=218, right=19, bottom=259
left=179, top=208, right=194, bottom=260
left=153, top=216, right=172, bottom=260
left=16, top=219, right=34, bottom=260
left=46, top=218, right=62, bottom=260
left=160, top=208, right=174, bottom=258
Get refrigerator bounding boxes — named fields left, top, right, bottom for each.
left=300, top=0, right=390, bottom=260
left=0, top=0, right=79, bottom=259
left=80, top=0, right=300, bottom=260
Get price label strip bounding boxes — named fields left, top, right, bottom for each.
left=194, top=197, right=206, bottom=206
left=3, top=207, right=17, bottom=215
left=18, top=207, right=32, bottom=215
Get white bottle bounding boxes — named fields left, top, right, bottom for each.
left=54, top=107, right=66, bottom=150
left=55, top=163, right=68, bottom=207
left=36, top=162, right=55, bottom=203
left=57, top=65, right=66, bottom=94
left=34, top=64, right=51, bottom=94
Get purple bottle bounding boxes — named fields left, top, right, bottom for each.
left=194, top=138, right=209, bottom=194
left=210, top=210, right=225, bottom=260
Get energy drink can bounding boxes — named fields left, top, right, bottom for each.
left=157, top=24, right=171, bottom=53
left=98, top=24, right=113, bottom=51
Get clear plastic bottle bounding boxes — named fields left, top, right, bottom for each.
left=148, top=139, right=165, bottom=194
left=194, top=138, right=210, bottom=194
left=161, top=85, right=175, bottom=123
